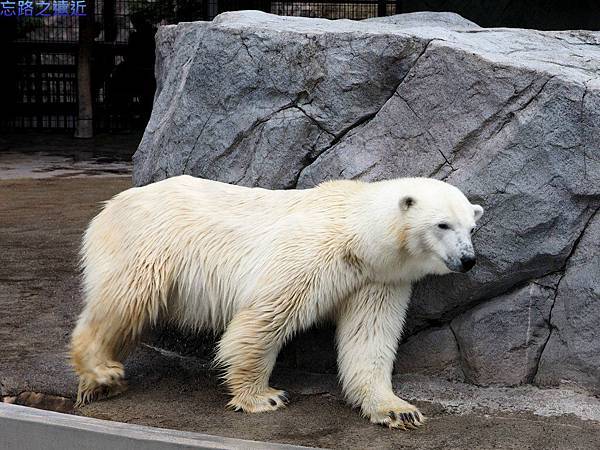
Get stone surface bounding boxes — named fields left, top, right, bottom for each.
left=394, top=326, right=464, bottom=381
left=450, top=276, right=558, bottom=386
left=535, top=211, right=600, bottom=394
left=3, top=392, right=74, bottom=413
left=364, top=11, right=479, bottom=28
left=0, top=402, right=310, bottom=450
left=133, top=11, right=600, bottom=390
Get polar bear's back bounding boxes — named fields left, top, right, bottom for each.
left=115, top=175, right=301, bottom=216
left=90, top=175, right=306, bottom=244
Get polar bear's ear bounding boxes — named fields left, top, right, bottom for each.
left=472, top=204, right=484, bottom=221
left=400, top=196, right=416, bottom=211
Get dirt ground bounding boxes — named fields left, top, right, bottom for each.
left=79, top=347, right=600, bottom=449
left=2, top=150, right=600, bottom=449
left=0, top=176, right=131, bottom=398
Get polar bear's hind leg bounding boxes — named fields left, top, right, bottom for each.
left=71, top=311, right=130, bottom=406
left=70, top=271, right=161, bottom=406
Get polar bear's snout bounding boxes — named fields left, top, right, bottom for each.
left=457, top=237, right=477, bottom=273
left=444, top=247, right=476, bottom=273
left=460, top=254, right=476, bottom=272
left=438, top=229, right=478, bottom=273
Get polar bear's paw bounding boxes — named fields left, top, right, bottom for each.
left=369, top=399, right=425, bottom=430
left=75, top=361, right=127, bottom=407
left=93, top=361, right=125, bottom=385
left=75, top=373, right=127, bottom=407
left=228, top=388, right=289, bottom=413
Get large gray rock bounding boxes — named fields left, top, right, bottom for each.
left=534, top=212, right=600, bottom=394
left=134, top=11, right=600, bottom=391
left=364, top=11, right=480, bottom=29
left=450, top=275, right=558, bottom=386
left=394, top=326, right=464, bottom=381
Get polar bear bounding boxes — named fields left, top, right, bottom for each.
left=71, top=175, right=483, bottom=429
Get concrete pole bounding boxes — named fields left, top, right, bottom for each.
left=74, top=3, right=95, bottom=139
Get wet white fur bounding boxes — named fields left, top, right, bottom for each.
left=71, top=175, right=482, bottom=425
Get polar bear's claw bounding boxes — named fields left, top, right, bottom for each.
left=268, top=391, right=290, bottom=406
left=75, top=376, right=128, bottom=408
left=228, top=388, right=289, bottom=413
left=370, top=402, right=425, bottom=430
left=387, top=410, right=424, bottom=429
left=279, top=391, right=290, bottom=404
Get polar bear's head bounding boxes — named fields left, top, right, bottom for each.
left=397, top=178, right=483, bottom=275
left=361, top=178, right=483, bottom=280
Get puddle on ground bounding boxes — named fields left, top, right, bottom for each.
left=0, top=152, right=132, bottom=180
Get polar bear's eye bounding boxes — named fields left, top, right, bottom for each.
left=470, top=226, right=476, bottom=234
left=438, top=223, right=450, bottom=230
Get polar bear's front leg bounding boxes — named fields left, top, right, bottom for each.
left=216, top=308, right=289, bottom=413
left=336, top=283, right=424, bottom=429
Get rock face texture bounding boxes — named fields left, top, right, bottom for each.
left=134, top=11, right=600, bottom=392
left=534, top=213, right=600, bottom=393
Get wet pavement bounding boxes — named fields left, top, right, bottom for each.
left=0, top=151, right=132, bottom=179
left=0, top=132, right=136, bottom=180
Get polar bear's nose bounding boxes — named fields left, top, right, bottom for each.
left=460, top=255, right=476, bottom=272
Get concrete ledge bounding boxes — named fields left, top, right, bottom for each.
left=0, top=403, right=316, bottom=450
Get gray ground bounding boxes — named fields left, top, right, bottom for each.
left=2, top=136, right=600, bottom=449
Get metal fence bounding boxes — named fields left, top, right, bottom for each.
left=10, top=48, right=78, bottom=129
left=1, top=1, right=401, bottom=132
